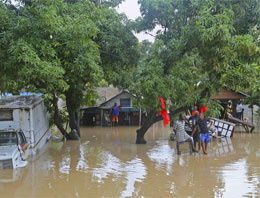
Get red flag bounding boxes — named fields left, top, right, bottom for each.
left=159, top=96, right=170, bottom=127
left=199, top=105, right=207, bottom=118
left=159, top=96, right=166, bottom=110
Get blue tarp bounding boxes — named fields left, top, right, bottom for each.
left=1, top=92, right=43, bottom=97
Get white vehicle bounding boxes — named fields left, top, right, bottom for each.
left=0, top=130, right=28, bottom=169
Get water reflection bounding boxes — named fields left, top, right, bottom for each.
left=210, top=137, right=235, bottom=157
left=59, top=155, right=71, bottom=175
left=76, top=144, right=88, bottom=173
left=92, top=151, right=122, bottom=183
left=121, top=157, right=147, bottom=197
left=219, top=159, right=259, bottom=197
left=0, top=125, right=259, bottom=197
left=0, top=168, right=22, bottom=183
left=147, top=140, right=176, bottom=173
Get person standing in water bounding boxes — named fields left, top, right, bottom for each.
left=192, top=113, right=213, bottom=154
left=236, top=100, right=244, bottom=120
left=173, top=114, right=198, bottom=155
left=189, top=111, right=201, bottom=152
left=112, top=103, right=120, bottom=126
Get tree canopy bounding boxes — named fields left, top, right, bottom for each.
left=132, top=0, right=260, bottom=143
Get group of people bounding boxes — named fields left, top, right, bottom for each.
left=173, top=100, right=245, bottom=155
left=173, top=107, right=213, bottom=155
left=225, top=100, right=244, bottom=120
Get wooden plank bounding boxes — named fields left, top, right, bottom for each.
left=228, top=116, right=255, bottom=128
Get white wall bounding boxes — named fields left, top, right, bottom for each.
left=31, top=101, right=50, bottom=148
left=18, top=109, right=31, bottom=143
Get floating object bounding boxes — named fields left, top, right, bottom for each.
left=209, top=118, right=236, bottom=137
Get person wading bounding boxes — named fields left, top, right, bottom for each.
left=191, top=113, right=213, bottom=154
left=189, top=111, right=200, bottom=152
left=173, top=114, right=198, bottom=155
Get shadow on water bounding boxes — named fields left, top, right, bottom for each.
left=0, top=123, right=259, bottom=197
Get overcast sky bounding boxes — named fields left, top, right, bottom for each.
left=117, top=0, right=155, bottom=42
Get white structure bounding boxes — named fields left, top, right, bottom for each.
left=0, top=95, right=51, bottom=154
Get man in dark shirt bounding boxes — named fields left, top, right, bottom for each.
left=189, top=111, right=200, bottom=151
left=191, top=113, right=213, bottom=154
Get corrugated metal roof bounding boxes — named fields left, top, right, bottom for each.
left=100, top=90, right=134, bottom=107
left=95, top=86, right=121, bottom=106
left=0, top=95, right=43, bottom=109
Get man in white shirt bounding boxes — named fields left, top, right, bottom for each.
left=236, top=100, right=244, bottom=120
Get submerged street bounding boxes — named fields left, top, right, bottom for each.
left=0, top=124, right=259, bottom=197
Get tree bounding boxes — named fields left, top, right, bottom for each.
left=131, top=0, right=259, bottom=144
left=244, top=63, right=260, bottom=115
left=0, top=0, right=139, bottom=139
left=0, top=2, right=20, bottom=94
left=94, top=4, right=139, bottom=89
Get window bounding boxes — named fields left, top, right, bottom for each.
left=0, top=132, right=17, bottom=146
left=0, top=109, right=13, bottom=121
left=120, top=98, right=131, bottom=107
left=18, top=132, right=27, bottom=145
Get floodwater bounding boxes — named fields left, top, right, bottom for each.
left=0, top=123, right=259, bottom=197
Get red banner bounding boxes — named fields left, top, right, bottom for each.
left=159, top=96, right=170, bottom=127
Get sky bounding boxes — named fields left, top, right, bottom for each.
left=117, top=0, right=155, bottom=42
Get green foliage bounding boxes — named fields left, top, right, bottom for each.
left=49, top=108, right=69, bottom=127
left=3, top=0, right=102, bottom=100
left=204, top=100, right=224, bottom=118
left=95, top=7, right=139, bottom=89
left=244, top=65, right=260, bottom=112
left=0, top=2, right=18, bottom=93
left=90, top=0, right=125, bottom=7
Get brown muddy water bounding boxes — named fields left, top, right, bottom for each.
left=0, top=123, right=259, bottom=197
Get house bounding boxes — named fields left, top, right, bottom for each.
left=210, top=87, right=258, bottom=131
left=210, top=87, right=248, bottom=118
left=81, top=87, right=142, bottom=126
left=0, top=95, right=51, bottom=154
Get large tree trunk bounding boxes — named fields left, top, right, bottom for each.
left=66, top=102, right=80, bottom=137
left=52, top=94, right=80, bottom=140
left=136, top=107, right=187, bottom=144
left=52, top=95, right=70, bottom=139
left=136, top=111, right=162, bottom=144
left=65, top=89, right=81, bottom=138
